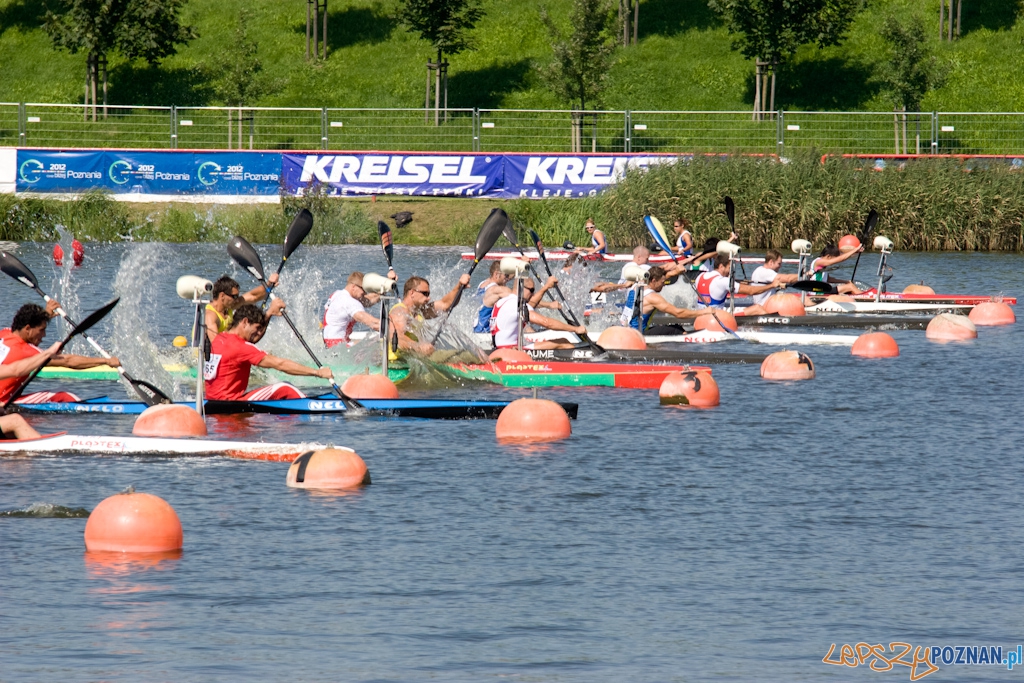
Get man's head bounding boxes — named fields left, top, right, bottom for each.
left=11, top=304, right=50, bottom=345
left=632, top=245, right=650, bottom=265
left=229, top=304, right=267, bottom=342
left=345, top=271, right=366, bottom=299
left=714, top=253, right=732, bottom=273
left=488, top=260, right=508, bottom=285
left=212, top=276, right=242, bottom=308
left=514, top=277, right=536, bottom=297
left=764, top=248, right=783, bottom=270
left=403, top=276, right=431, bottom=309
left=647, top=266, right=667, bottom=292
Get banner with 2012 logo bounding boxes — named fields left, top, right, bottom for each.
left=16, top=150, right=281, bottom=196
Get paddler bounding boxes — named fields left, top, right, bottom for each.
left=491, top=276, right=587, bottom=350
left=579, top=219, right=607, bottom=255
left=672, top=218, right=694, bottom=257
left=591, top=246, right=652, bottom=294
left=322, top=271, right=381, bottom=348
left=621, top=266, right=706, bottom=332
left=0, top=302, right=119, bottom=406
left=473, top=261, right=510, bottom=333
left=810, top=244, right=864, bottom=294
left=204, top=303, right=332, bottom=401
left=389, top=274, right=471, bottom=357
left=205, top=274, right=278, bottom=341
left=694, top=254, right=781, bottom=314
left=749, top=249, right=800, bottom=307
left=0, top=340, right=63, bottom=439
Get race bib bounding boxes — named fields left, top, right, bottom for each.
left=0, top=340, right=9, bottom=364
left=203, top=354, right=222, bottom=380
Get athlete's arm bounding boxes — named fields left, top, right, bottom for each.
left=815, top=246, right=864, bottom=269
left=352, top=310, right=381, bottom=330
left=205, top=308, right=222, bottom=341
left=241, top=273, right=278, bottom=303
left=483, top=284, right=513, bottom=308
left=389, top=308, right=434, bottom=355
left=0, top=343, right=59, bottom=379
left=434, top=273, right=472, bottom=312
left=531, top=276, right=561, bottom=309
left=736, top=281, right=780, bottom=297
left=257, top=354, right=332, bottom=379
left=527, top=310, right=585, bottom=335
left=49, top=353, right=120, bottom=369
left=645, top=292, right=705, bottom=319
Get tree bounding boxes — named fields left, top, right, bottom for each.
left=397, top=0, right=484, bottom=124
left=44, top=0, right=196, bottom=119
left=619, top=0, right=639, bottom=46
left=878, top=15, right=945, bottom=153
left=707, top=0, right=860, bottom=120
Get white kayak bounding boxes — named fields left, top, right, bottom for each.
left=0, top=432, right=328, bottom=462
left=646, top=330, right=860, bottom=346
left=465, top=250, right=798, bottom=265
left=806, top=301, right=970, bottom=314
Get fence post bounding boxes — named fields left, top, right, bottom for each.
left=18, top=102, right=25, bottom=145
left=624, top=111, right=631, bottom=153
left=931, top=112, right=939, bottom=154
left=472, top=108, right=480, bottom=152
left=776, top=110, right=784, bottom=156
left=170, top=106, right=177, bottom=149
left=321, top=107, right=328, bottom=150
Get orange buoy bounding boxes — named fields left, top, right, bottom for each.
left=495, top=398, right=571, bottom=442
left=596, top=326, right=647, bottom=350
left=659, top=370, right=719, bottom=407
left=763, top=293, right=806, bottom=316
left=827, top=294, right=856, bottom=303
left=84, top=491, right=183, bottom=553
left=341, top=373, right=399, bottom=399
left=132, top=404, right=207, bottom=437
left=969, top=301, right=1015, bottom=326
left=489, top=348, right=532, bottom=362
left=851, top=331, right=899, bottom=358
left=286, top=449, right=370, bottom=489
left=53, top=239, right=85, bottom=267
left=838, top=234, right=861, bottom=253
left=760, top=350, right=815, bottom=380
left=693, top=311, right=738, bottom=332
left=903, top=283, right=935, bottom=294
left=925, top=313, right=977, bottom=341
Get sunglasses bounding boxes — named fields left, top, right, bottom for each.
left=416, top=289, right=430, bottom=296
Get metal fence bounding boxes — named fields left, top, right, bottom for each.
left=3, top=103, right=1024, bottom=155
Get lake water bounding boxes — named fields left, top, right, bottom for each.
left=1, top=242, right=1022, bottom=681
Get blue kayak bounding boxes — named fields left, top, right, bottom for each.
left=15, top=394, right=580, bottom=420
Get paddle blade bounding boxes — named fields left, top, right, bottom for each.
left=789, top=280, right=835, bottom=294
left=724, top=196, right=736, bottom=229
left=227, top=236, right=266, bottom=282
left=377, top=221, right=394, bottom=268
left=502, top=222, right=519, bottom=249
left=283, top=209, right=314, bottom=260
left=0, top=251, right=40, bottom=290
left=862, top=209, right=878, bottom=239
left=528, top=229, right=543, bottom=251
left=67, top=297, right=119, bottom=344
left=644, top=216, right=677, bottom=262
left=472, top=208, right=510, bottom=265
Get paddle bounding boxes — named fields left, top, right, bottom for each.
left=431, top=207, right=508, bottom=344
left=0, top=252, right=170, bottom=406
left=259, top=208, right=314, bottom=309
left=508, top=226, right=599, bottom=352
left=849, top=209, right=878, bottom=285
left=227, top=236, right=361, bottom=411
left=723, top=196, right=747, bottom=279
left=4, top=298, right=119, bottom=411
left=378, top=220, right=395, bottom=274
left=788, top=280, right=836, bottom=295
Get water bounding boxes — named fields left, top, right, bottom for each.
left=1, top=243, right=1023, bottom=681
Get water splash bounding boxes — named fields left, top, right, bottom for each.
left=0, top=502, right=90, bottom=518
left=51, top=224, right=82, bottom=351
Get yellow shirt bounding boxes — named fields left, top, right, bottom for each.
left=387, top=302, right=424, bottom=363
left=205, top=304, right=233, bottom=333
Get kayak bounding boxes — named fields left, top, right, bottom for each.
left=445, top=360, right=712, bottom=389
left=14, top=394, right=580, bottom=420
left=806, top=301, right=971, bottom=314
left=645, top=330, right=860, bottom=346
left=524, top=347, right=770, bottom=364
left=39, top=363, right=191, bottom=381
left=852, top=293, right=1016, bottom=305
left=464, top=250, right=798, bottom=265
left=649, top=313, right=932, bottom=330
left=0, top=431, right=325, bottom=462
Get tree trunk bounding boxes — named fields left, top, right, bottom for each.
left=632, top=0, right=638, bottom=44
left=306, top=0, right=311, bottom=60
left=322, top=0, right=328, bottom=59
left=947, top=0, right=953, bottom=41
left=620, top=0, right=626, bottom=46
left=769, top=67, right=776, bottom=115
left=938, top=0, right=944, bottom=40
left=751, top=61, right=761, bottom=121
left=956, top=0, right=961, bottom=37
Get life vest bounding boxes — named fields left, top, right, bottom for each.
left=695, top=271, right=728, bottom=307
left=591, top=230, right=607, bottom=254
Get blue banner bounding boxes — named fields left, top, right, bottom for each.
left=282, top=153, right=504, bottom=197
left=16, top=150, right=280, bottom=196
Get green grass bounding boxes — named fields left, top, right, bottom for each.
left=0, top=0, right=1022, bottom=113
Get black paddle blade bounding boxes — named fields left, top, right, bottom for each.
left=64, top=297, right=119, bottom=347
left=789, top=280, right=835, bottom=295
left=862, top=209, right=878, bottom=239
left=528, top=229, right=543, bottom=251
left=724, top=196, right=735, bottom=228
left=377, top=221, right=394, bottom=268
left=0, top=251, right=40, bottom=291
left=502, top=222, right=519, bottom=249
left=473, top=208, right=510, bottom=265
left=283, top=209, right=314, bottom=260
left=227, top=236, right=266, bottom=282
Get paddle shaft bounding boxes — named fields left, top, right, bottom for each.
left=530, top=239, right=602, bottom=350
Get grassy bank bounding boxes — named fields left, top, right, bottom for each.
left=3, top=155, right=1023, bottom=251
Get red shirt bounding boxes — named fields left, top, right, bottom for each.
left=204, top=332, right=267, bottom=401
left=0, top=329, right=40, bottom=403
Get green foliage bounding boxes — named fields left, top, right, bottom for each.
left=707, top=0, right=860, bottom=65
left=878, top=15, right=945, bottom=111
left=213, top=10, right=275, bottom=106
left=539, top=0, right=617, bottom=110
left=43, top=0, right=196, bottom=63
left=396, top=0, right=485, bottom=58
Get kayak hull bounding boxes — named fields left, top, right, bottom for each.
left=446, top=361, right=711, bottom=389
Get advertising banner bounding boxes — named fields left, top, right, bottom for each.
left=282, top=153, right=504, bottom=197
left=502, top=154, right=676, bottom=198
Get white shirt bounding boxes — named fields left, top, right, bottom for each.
left=322, top=289, right=366, bottom=342
left=617, top=262, right=652, bottom=284
left=749, top=265, right=778, bottom=306
left=695, top=270, right=738, bottom=308
left=492, top=294, right=533, bottom=348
